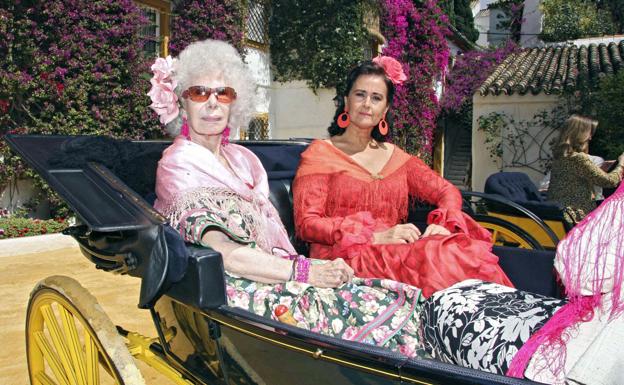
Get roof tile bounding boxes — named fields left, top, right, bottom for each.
left=478, top=42, right=623, bottom=96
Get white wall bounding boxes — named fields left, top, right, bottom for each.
left=475, top=9, right=490, bottom=47
left=471, top=0, right=481, bottom=17
left=0, top=178, right=42, bottom=215
left=244, top=47, right=336, bottom=140
left=488, top=8, right=510, bottom=47
left=269, top=80, right=336, bottom=140
left=558, top=35, right=624, bottom=47
left=520, top=0, right=544, bottom=47
left=471, top=92, right=561, bottom=191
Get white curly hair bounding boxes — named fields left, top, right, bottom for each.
left=165, top=39, right=256, bottom=136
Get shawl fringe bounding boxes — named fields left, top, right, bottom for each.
left=508, top=184, right=624, bottom=379
left=158, top=186, right=270, bottom=251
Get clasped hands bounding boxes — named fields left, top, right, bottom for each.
left=308, top=258, right=354, bottom=288
left=372, top=223, right=451, bottom=245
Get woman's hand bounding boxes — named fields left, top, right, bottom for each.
left=421, top=223, right=451, bottom=238
left=373, top=223, right=421, bottom=244
left=308, top=258, right=354, bottom=288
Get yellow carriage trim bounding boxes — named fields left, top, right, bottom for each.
left=487, top=212, right=566, bottom=249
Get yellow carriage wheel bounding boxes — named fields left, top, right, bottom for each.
left=26, top=275, right=145, bottom=385
left=474, top=215, right=543, bottom=250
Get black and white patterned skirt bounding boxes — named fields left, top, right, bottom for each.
left=419, top=279, right=565, bottom=375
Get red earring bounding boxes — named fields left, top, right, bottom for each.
left=337, top=108, right=350, bottom=128
left=181, top=117, right=190, bottom=140
left=378, top=114, right=388, bottom=135
left=221, top=126, right=230, bottom=146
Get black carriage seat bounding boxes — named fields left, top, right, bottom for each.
left=238, top=143, right=560, bottom=298
left=166, top=142, right=561, bottom=310
left=5, top=135, right=559, bottom=312
left=484, top=172, right=565, bottom=222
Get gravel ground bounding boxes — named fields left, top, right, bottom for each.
left=0, top=244, right=172, bottom=384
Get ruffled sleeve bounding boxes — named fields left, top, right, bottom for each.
left=158, top=187, right=257, bottom=248
left=293, top=173, right=377, bottom=249
left=406, top=156, right=491, bottom=240
left=178, top=207, right=254, bottom=247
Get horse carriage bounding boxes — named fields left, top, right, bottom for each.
left=7, top=134, right=561, bottom=385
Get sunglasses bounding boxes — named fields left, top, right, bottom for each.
left=182, top=86, right=237, bottom=104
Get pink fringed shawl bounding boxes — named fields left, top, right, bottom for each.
left=154, top=136, right=295, bottom=254
left=507, top=182, right=624, bottom=379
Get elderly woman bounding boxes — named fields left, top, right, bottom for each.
left=293, top=58, right=512, bottom=298
left=148, top=39, right=426, bottom=357
left=547, top=114, right=624, bottom=226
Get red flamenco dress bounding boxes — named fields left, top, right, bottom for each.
left=293, top=140, right=513, bottom=297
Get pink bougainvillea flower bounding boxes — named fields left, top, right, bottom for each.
left=372, top=55, right=407, bottom=85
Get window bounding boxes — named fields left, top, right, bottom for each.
left=134, top=0, right=171, bottom=57
left=245, top=113, right=269, bottom=140
left=363, top=36, right=383, bottom=60
left=245, top=0, right=268, bottom=50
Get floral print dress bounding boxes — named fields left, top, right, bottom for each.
left=172, top=187, right=426, bottom=358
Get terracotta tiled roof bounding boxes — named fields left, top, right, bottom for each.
left=478, top=41, right=624, bottom=96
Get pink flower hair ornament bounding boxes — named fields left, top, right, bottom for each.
left=372, top=55, right=407, bottom=86
left=147, top=55, right=180, bottom=125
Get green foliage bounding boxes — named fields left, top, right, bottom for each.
left=0, top=217, right=68, bottom=239
left=588, top=71, right=624, bottom=159
left=438, top=0, right=479, bottom=43
left=596, top=0, right=624, bottom=33
left=477, top=112, right=505, bottom=161
left=268, top=0, right=371, bottom=90
left=541, top=0, right=616, bottom=42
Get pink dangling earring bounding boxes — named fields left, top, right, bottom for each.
left=337, top=107, right=350, bottom=128
left=378, top=113, right=388, bottom=135
left=221, top=126, right=231, bottom=146
left=180, top=118, right=190, bottom=140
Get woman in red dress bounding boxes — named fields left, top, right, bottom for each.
left=293, top=57, right=512, bottom=297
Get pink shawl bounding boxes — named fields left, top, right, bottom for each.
left=154, top=136, right=295, bottom=254
left=508, top=182, right=624, bottom=379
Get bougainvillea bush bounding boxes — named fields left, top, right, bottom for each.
left=381, top=0, right=450, bottom=161
left=0, top=0, right=163, bottom=216
left=442, top=41, right=518, bottom=114
left=168, top=0, right=245, bottom=56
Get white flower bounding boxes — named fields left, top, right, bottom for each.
left=331, top=319, right=344, bottom=334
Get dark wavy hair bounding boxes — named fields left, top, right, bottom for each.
left=328, top=61, right=395, bottom=142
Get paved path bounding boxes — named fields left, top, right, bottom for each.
left=0, top=243, right=171, bottom=384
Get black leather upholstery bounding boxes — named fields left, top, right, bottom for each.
left=484, top=172, right=565, bottom=221
left=493, top=246, right=560, bottom=298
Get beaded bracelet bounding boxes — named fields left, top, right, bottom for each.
left=294, top=256, right=311, bottom=283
